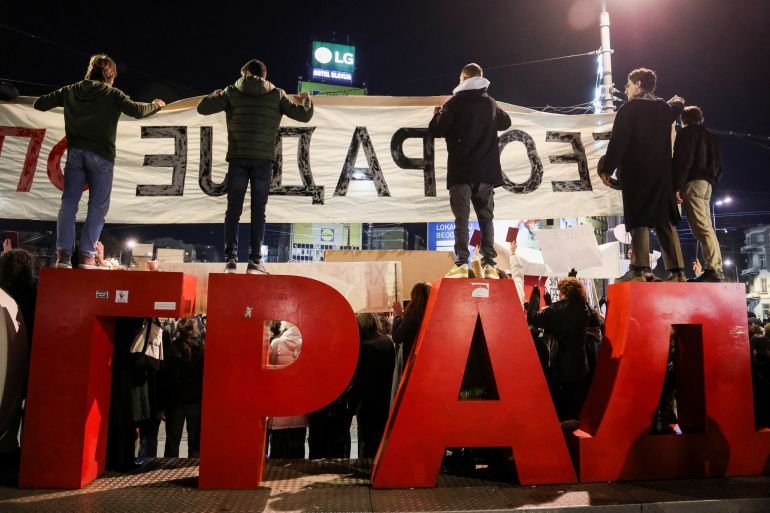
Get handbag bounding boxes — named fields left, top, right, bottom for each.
left=130, top=318, right=164, bottom=370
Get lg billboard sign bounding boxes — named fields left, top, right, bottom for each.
left=311, top=41, right=356, bottom=84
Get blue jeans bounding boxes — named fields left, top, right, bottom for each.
left=57, top=148, right=114, bottom=257
left=224, top=159, right=272, bottom=262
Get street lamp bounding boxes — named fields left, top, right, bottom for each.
left=712, top=196, right=732, bottom=230
left=724, top=258, right=739, bottom=283
left=119, top=239, right=137, bottom=266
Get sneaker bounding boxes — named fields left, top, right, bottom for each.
left=483, top=264, right=500, bottom=280
left=615, top=266, right=649, bottom=283
left=224, top=259, right=237, bottom=273
left=246, top=260, right=269, bottom=275
left=662, top=269, right=687, bottom=282
left=78, top=254, right=101, bottom=270
left=54, top=250, right=72, bottom=269
left=445, top=263, right=470, bottom=278
left=692, top=269, right=726, bottom=283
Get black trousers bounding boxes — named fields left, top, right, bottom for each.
left=449, top=183, right=496, bottom=266
left=224, top=158, right=272, bottom=262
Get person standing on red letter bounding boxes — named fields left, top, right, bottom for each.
left=429, top=63, right=511, bottom=279
left=599, top=67, right=685, bottom=282
left=197, top=59, right=314, bottom=275
left=34, top=54, right=165, bottom=269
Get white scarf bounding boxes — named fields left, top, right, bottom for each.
left=452, top=76, right=491, bottom=95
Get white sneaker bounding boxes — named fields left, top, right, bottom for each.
left=483, top=264, right=500, bottom=279
left=246, top=260, right=269, bottom=275
left=445, top=263, right=470, bottom=278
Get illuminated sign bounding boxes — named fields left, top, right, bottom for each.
left=311, top=41, right=355, bottom=84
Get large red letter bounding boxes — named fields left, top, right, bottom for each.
left=0, top=126, right=46, bottom=191
left=372, top=279, right=576, bottom=488
left=19, top=269, right=196, bottom=488
left=199, top=275, right=359, bottom=489
left=576, top=283, right=770, bottom=481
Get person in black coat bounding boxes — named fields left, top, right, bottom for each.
left=391, top=282, right=432, bottom=365
left=599, top=67, right=686, bottom=282
left=429, top=63, right=511, bottom=279
left=673, top=106, right=726, bottom=282
left=527, top=278, right=590, bottom=425
left=352, top=313, right=395, bottom=458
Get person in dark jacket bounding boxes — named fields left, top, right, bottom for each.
left=0, top=248, right=37, bottom=339
left=33, top=54, right=164, bottom=269
left=429, top=63, right=511, bottom=279
left=352, top=313, right=395, bottom=458
left=527, top=278, right=590, bottom=425
left=599, top=67, right=686, bottom=282
left=391, top=282, right=432, bottom=364
left=197, top=59, right=314, bottom=275
left=160, top=318, right=204, bottom=458
left=673, top=106, right=726, bottom=282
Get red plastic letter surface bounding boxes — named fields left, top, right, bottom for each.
left=19, top=269, right=196, bottom=488
left=372, top=279, right=576, bottom=488
left=198, top=274, right=359, bottom=489
left=576, top=283, right=770, bottom=481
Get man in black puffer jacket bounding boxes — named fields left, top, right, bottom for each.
left=429, top=63, right=511, bottom=280
left=198, top=59, right=314, bottom=274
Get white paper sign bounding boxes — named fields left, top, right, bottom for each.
left=535, top=224, right=603, bottom=274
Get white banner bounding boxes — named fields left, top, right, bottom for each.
left=0, top=96, right=622, bottom=223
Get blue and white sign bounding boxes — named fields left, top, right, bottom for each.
left=427, top=221, right=479, bottom=252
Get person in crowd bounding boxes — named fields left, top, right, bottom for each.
left=106, top=318, right=153, bottom=470
left=527, top=278, right=591, bottom=429
left=267, top=321, right=308, bottom=458
left=392, top=282, right=432, bottom=367
left=750, top=327, right=770, bottom=428
left=33, top=54, right=165, bottom=269
left=429, top=63, right=511, bottom=279
left=0, top=248, right=38, bottom=338
left=160, top=317, right=204, bottom=458
left=599, top=67, right=686, bottom=282
left=509, top=240, right=526, bottom=305
left=673, top=105, right=726, bottom=282
left=351, top=313, right=395, bottom=458
left=197, top=59, right=314, bottom=274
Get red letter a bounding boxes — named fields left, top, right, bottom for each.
left=371, top=279, right=576, bottom=488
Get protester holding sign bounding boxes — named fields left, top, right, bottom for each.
left=429, top=63, right=511, bottom=279
left=197, top=59, right=314, bottom=274
left=33, top=54, right=165, bottom=269
left=599, top=67, right=686, bottom=282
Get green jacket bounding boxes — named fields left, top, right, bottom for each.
left=197, top=76, right=314, bottom=162
left=33, top=80, right=161, bottom=163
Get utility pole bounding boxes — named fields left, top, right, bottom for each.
left=598, top=0, right=615, bottom=113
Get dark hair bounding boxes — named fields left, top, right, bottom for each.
left=0, top=248, right=35, bottom=298
left=403, top=282, right=431, bottom=321
left=461, top=63, right=483, bottom=78
left=628, top=68, right=656, bottom=93
left=174, top=317, right=200, bottom=361
left=241, top=59, right=267, bottom=79
left=356, top=312, right=382, bottom=339
left=84, top=54, right=117, bottom=83
left=682, top=106, right=704, bottom=126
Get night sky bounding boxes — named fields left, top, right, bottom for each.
left=2, top=0, right=768, bottom=260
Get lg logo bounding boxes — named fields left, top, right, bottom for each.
left=314, top=46, right=354, bottom=66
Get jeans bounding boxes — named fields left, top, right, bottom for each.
left=224, top=159, right=272, bottom=262
left=57, top=148, right=114, bottom=257
left=449, top=183, right=497, bottom=266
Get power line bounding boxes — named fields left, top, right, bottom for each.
left=0, top=23, right=201, bottom=95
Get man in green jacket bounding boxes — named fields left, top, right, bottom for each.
left=197, top=59, right=314, bottom=274
left=34, top=54, right=165, bottom=269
